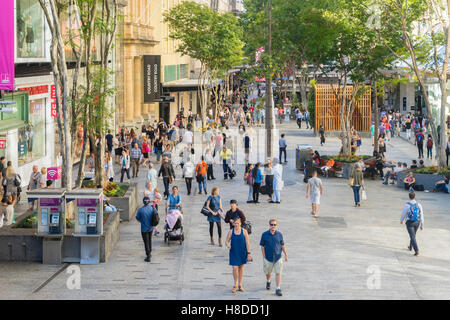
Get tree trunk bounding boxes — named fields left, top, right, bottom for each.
left=373, top=79, right=379, bottom=155
left=439, top=79, right=448, bottom=168
left=76, top=121, right=88, bottom=188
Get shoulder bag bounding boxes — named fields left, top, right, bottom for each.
left=200, top=200, right=211, bottom=217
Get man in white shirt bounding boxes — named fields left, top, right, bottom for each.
left=204, top=127, right=214, bottom=151
left=146, top=162, right=157, bottom=190
left=400, top=192, right=424, bottom=256
left=183, top=128, right=194, bottom=147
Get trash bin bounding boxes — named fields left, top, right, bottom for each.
left=296, top=145, right=312, bottom=170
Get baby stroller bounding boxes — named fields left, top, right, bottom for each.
left=164, top=205, right=185, bottom=245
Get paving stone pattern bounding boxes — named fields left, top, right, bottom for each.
left=0, top=121, right=449, bottom=300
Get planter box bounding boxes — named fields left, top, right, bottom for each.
left=100, top=211, right=120, bottom=263
left=108, top=182, right=139, bottom=221
left=397, top=171, right=445, bottom=190
left=0, top=228, right=43, bottom=262
left=0, top=212, right=120, bottom=263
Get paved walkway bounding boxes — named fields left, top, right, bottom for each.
left=1, top=122, right=449, bottom=300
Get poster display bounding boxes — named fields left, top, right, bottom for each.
left=0, top=0, right=14, bottom=90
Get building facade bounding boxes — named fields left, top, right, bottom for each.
left=0, top=0, right=56, bottom=185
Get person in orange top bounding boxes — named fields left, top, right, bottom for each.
left=321, top=158, right=335, bottom=178
left=196, top=156, right=208, bottom=195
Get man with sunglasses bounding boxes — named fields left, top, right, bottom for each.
left=260, top=219, right=288, bottom=296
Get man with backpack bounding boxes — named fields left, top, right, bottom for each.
left=416, top=129, right=424, bottom=159
left=400, top=192, right=424, bottom=256
left=136, top=197, right=158, bottom=262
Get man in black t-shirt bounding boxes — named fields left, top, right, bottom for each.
left=105, top=132, right=113, bottom=153
left=244, top=134, right=250, bottom=162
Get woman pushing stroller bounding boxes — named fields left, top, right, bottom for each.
left=165, top=186, right=183, bottom=233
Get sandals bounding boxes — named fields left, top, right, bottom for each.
left=232, top=286, right=238, bottom=293
left=238, top=286, right=245, bottom=292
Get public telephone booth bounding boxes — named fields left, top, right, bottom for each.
left=66, top=189, right=103, bottom=264
left=26, top=188, right=66, bottom=264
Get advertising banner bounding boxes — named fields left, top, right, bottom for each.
left=0, top=0, right=14, bottom=90
left=143, top=55, right=161, bottom=103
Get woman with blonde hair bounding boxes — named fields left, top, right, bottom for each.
left=349, top=163, right=364, bottom=207
left=4, top=162, right=19, bottom=197
left=105, top=151, right=114, bottom=182
left=40, top=167, right=47, bottom=188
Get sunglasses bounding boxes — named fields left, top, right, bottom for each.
left=270, top=224, right=277, bottom=227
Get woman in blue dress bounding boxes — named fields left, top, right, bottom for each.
left=206, top=186, right=223, bottom=246
left=225, top=218, right=252, bottom=293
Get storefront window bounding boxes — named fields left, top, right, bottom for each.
left=18, top=99, right=46, bottom=166
left=16, top=0, right=46, bottom=59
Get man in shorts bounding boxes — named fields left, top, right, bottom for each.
left=260, top=219, right=288, bottom=296
left=306, top=170, right=323, bottom=218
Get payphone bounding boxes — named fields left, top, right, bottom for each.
left=66, top=189, right=103, bottom=264
left=26, top=188, right=66, bottom=264
left=26, top=189, right=66, bottom=236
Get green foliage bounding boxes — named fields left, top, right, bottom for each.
left=83, top=181, right=128, bottom=197
left=103, top=182, right=128, bottom=198
left=321, top=154, right=372, bottom=163
left=409, top=166, right=450, bottom=175
left=164, top=2, right=243, bottom=74
left=14, top=214, right=38, bottom=229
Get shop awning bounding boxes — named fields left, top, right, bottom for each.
left=162, top=78, right=224, bottom=92
left=0, top=119, right=26, bottom=132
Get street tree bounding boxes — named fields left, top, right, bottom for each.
left=38, top=0, right=73, bottom=189
left=366, top=0, right=449, bottom=169
left=164, top=1, right=243, bottom=128
left=296, top=0, right=398, bottom=157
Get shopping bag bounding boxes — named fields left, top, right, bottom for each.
left=361, top=187, right=367, bottom=201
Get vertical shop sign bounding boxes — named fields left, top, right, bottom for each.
left=143, top=55, right=161, bottom=103
left=50, top=85, right=57, bottom=117
left=0, top=0, right=14, bottom=90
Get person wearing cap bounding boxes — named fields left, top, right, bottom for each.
left=136, top=197, right=157, bottom=262
left=224, top=200, right=246, bottom=229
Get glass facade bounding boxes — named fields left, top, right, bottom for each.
left=18, top=99, right=46, bottom=166
left=16, top=0, right=46, bottom=59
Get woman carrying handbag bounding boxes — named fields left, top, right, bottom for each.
left=349, top=163, right=364, bottom=207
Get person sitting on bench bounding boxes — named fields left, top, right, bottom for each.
left=432, top=176, right=450, bottom=193
left=321, top=158, right=334, bottom=178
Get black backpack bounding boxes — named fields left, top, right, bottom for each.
left=242, top=221, right=252, bottom=235
left=150, top=207, right=160, bottom=226
left=14, top=174, right=22, bottom=187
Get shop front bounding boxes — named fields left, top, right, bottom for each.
left=0, top=76, right=55, bottom=186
